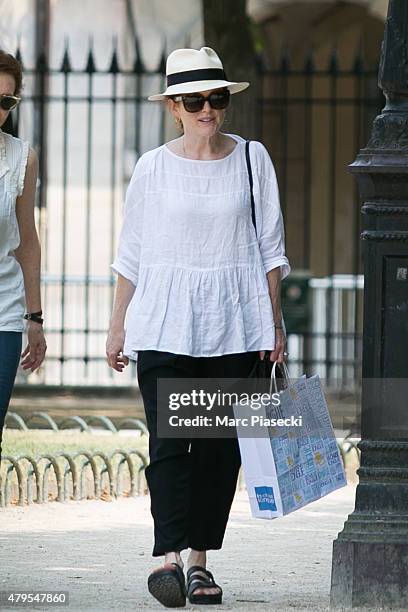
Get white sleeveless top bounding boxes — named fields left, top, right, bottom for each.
left=0, top=129, right=30, bottom=332
left=112, top=133, right=291, bottom=360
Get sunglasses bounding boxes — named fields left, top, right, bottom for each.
left=172, top=90, right=230, bottom=113
left=0, top=94, right=21, bottom=111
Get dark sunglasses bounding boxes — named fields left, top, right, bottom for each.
left=172, top=90, right=230, bottom=113
left=0, top=94, right=21, bottom=111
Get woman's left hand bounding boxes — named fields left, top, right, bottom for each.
left=259, top=329, right=287, bottom=363
left=21, top=321, right=47, bottom=372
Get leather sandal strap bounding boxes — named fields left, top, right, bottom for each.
left=170, top=562, right=185, bottom=583
left=187, top=565, right=214, bottom=582
left=187, top=565, right=222, bottom=598
left=149, top=562, right=185, bottom=588
left=189, top=575, right=214, bottom=588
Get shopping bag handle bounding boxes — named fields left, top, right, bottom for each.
left=269, top=361, right=291, bottom=396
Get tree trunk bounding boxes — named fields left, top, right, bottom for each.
left=202, top=0, right=259, bottom=139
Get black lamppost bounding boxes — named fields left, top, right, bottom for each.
left=330, top=0, right=408, bottom=607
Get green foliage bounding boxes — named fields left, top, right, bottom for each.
left=248, top=16, right=266, bottom=54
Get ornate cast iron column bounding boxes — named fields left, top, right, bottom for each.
left=330, top=0, right=408, bottom=607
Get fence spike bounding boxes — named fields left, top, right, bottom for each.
left=158, top=41, right=167, bottom=74
left=35, top=50, right=48, bottom=73
left=133, top=29, right=145, bottom=74
left=109, top=37, right=120, bottom=73
left=279, top=43, right=290, bottom=74
left=254, top=52, right=265, bottom=73
left=60, top=40, right=72, bottom=73
left=328, top=45, right=339, bottom=74
left=133, top=52, right=145, bottom=74
left=85, top=39, right=96, bottom=73
left=353, top=37, right=364, bottom=74
left=133, top=14, right=142, bottom=58
left=15, top=43, right=23, bottom=69
left=304, top=49, right=315, bottom=74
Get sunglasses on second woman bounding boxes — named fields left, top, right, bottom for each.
left=0, top=94, right=21, bottom=111
left=172, top=90, right=230, bottom=113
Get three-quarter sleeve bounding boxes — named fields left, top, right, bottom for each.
left=111, top=158, right=147, bottom=286
left=254, top=142, right=291, bottom=280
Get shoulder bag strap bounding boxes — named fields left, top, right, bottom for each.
left=245, top=140, right=257, bottom=237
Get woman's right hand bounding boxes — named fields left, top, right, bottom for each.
left=106, top=328, right=129, bottom=372
left=21, top=321, right=47, bottom=372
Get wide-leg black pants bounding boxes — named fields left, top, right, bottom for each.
left=137, top=349, right=259, bottom=557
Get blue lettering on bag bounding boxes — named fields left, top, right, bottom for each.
left=305, top=472, right=318, bottom=485
left=255, top=486, right=277, bottom=511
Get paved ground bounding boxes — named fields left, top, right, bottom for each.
left=0, top=482, right=392, bottom=612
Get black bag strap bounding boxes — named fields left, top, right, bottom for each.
left=245, top=140, right=257, bottom=236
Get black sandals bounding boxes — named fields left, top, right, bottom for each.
left=147, top=562, right=186, bottom=608
left=187, top=565, right=223, bottom=605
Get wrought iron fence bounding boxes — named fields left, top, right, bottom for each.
left=257, top=48, right=383, bottom=389
left=5, top=411, right=148, bottom=434
left=0, top=449, right=148, bottom=506
left=8, top=42, right=384, bottom=388
left=12, top=42, right=166, bottom=386
left=0, top=437, right=360, bottom=507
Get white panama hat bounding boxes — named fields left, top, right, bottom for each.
left=147, top=46, right=250, bottom=101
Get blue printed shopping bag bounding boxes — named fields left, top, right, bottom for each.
left=233, top=362, right=347, bottom=519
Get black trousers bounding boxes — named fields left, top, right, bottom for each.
left=137, top=349, right=259, bottom=557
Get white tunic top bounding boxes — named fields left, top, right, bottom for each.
left=0, top=129, right=29, bottom=332
left=112, top=133, right=291, bottom=360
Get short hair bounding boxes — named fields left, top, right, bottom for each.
left=0, top=50, right=23, bottom=96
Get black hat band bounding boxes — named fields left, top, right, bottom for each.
left=167, top=68, right=227, bottom=87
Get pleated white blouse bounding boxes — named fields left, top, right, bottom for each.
left=112, top=133, right=291, bottom=361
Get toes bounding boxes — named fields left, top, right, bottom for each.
left=193, top=587, right=221, bottom=596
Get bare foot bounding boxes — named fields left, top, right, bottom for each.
left=187, top=550, right=221, bottom=597
left=188, top=568, right=221, bottom=597
left=164, top=551, right=184, bottom=570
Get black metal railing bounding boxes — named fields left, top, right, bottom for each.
left=7, top=42, right=383, bottom=388
left=256, top=47, right=383, bottom=387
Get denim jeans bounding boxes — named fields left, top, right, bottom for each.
left=0, top=331, right=22, bottom=462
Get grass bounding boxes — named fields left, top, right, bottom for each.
left=2, top=429, right=148, bottom=459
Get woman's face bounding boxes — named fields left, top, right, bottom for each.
left=0, top=72, right=17, bottom=128
left=168, top=87, right=228, bottom=137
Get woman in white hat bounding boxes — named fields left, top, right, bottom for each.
left=106, top=46, right=290, bottom=607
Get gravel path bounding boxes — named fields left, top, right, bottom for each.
left=0, top=483, right=392, bottom=611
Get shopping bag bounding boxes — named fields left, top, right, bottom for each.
left=233, top=362, right=347, bottom=519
